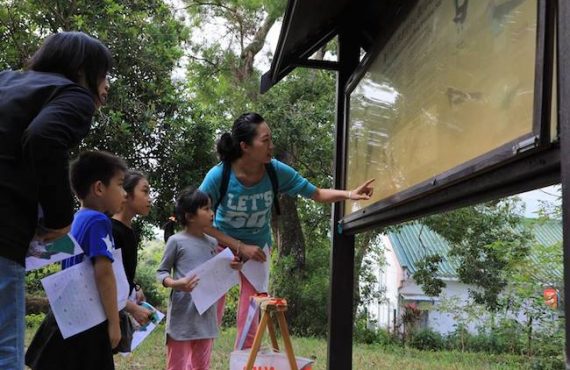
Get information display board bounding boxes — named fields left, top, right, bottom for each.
left=346, top=0, right=538, bottom=214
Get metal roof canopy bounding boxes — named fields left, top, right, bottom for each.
left=261, top=1, right=569, bottom=369
left=260, top=0, right=403, bottom=93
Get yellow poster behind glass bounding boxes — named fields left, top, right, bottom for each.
left=346, top=0, right=537, bottom=215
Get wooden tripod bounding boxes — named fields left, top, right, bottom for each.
left=245, top=296, right=299, bottom=370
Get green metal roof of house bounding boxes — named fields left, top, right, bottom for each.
left=387, top=220, right=562, bottom=280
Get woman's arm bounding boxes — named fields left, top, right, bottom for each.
left=203, top=225, right=266, bottom=262
left=312, top=178, right=375, bottom=203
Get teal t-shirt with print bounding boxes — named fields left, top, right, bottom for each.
left=199, top=159, right=317, bottom=248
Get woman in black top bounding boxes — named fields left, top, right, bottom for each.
left=112, top=171, right=153, bottom=328
left=0, top=31, right=112, bottom=369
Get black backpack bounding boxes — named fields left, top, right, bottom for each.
left=214, top=161, right=281, bottom=215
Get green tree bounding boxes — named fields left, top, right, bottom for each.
left=415, top=199, right=531, bottom=311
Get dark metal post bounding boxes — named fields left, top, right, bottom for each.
left=327, top=23, right=360, bottom=370
left=558, top=0, right=570, bottom=367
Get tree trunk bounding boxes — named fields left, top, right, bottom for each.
left=276, top=195, right=306, bottom=271
left=352, top=231, right=379, bottom=317
left=271, top=151, right=306, bottom=272
left=236, top=12, right=277, bottom=83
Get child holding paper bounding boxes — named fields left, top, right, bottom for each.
left=112, top=170, right=154, bottom=351
left=157, top=187, right=242, bottom=370
left=26, top=151, right=128, bottom=370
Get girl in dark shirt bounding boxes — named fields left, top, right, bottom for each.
left=112, top=171, right=153, bottom=329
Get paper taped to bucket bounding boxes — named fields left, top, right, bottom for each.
left=230, top=348, right=314, bottom=370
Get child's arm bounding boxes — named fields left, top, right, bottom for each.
left=125, top=300, right=151, bottom=326
left=93, top=256, right=121, bottom=349
left=162, top=274, right=199, bottom=292
left=157, top=237, right=200, bottom=292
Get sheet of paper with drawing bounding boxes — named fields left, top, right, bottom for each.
left=41, top=249, right=129, bottom=338
left=127, top=303, right=165, bottom=353
left=26, top=233, right=83, bottom=272
left=241, top=245, right=270, bottom=293
left=27, top=206, right=83, bottom=271
left=189, top=247, right=240, bottom=315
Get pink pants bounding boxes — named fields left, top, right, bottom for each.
left=217, top=272, right=259, bottom=350
left=166, top=336, right=213, bottom=370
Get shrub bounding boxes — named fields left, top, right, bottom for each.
left=136, top=263, right=169, bottom=310
left=25, top=264, right=60, bottom=295
left=353, top=313, right=396, bottom=345
left=25, top=313, right=45, bottom=328
left=220, top=285, right=239, bottom=328
left=353, top=314, right=379, bottom=344
left=270, top=244, right=330, bottom=337
left=529, top=356, right=565, bottom=370
left=409, top=328, right=444, bottom=351
left=136, top=240, right=170, bottom=310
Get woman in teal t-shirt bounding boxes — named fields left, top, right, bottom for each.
left=199, top=112, right=374, bottom=349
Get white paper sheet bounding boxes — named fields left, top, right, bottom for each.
left=42, top=249, right=130, bottom=339
left=189, top=248, right=240, bottom=315
left=127, top=304, right=165, bottom=353
left=26, top=234, right=83, bottom=272
left=241, top=246, right=270, bottom=293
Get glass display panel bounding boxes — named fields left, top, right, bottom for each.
left=346, top=0, right=537, bottom=215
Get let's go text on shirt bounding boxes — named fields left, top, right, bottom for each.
left=199, top=159, right=317, bottom=248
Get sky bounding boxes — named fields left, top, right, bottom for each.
left=516, top=185, right=560, bottom=218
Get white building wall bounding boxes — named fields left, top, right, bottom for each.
left=367, top=235, right=403, bottom=331
left=424, top=280, right=481, bottom=335
left=366, top=236, right=485, bottom=335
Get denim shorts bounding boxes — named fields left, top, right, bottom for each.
left=0, top=255, right=25, bottom=370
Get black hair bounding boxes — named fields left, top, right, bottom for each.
left=70, top=151, right=127, bottom=200
left=123, top=170, right=147, bottom=196
left=216, top=112, right=266, bottom=163
left=26, top=31, right=112, bottom=98
left=163, top=187, right=210, bottom=242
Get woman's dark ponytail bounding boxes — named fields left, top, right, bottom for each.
left=216, top=132, right=240, bottom=163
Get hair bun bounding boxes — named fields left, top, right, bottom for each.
left=216, top=132, right=239, bottom=162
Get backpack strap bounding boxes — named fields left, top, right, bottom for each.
left=265, top=162, right=281, bottom=215
left=214, top=161, right=232, bottom=214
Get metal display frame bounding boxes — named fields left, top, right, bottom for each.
left=341, top=0, right=556, bottom=233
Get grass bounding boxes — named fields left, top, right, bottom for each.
left=25, top=321, right=537, bottom=369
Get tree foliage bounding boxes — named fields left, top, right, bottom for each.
left=416, top=199, right=532, bottom=310
left=4, top=0, right=381, bottom=334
